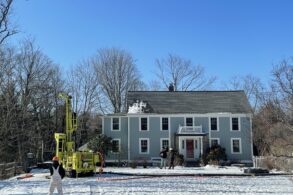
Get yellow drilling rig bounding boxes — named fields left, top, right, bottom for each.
left=54, top=93, right=100, bottom=177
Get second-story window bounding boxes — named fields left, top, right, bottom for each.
left=232, top=117, right=239, bottom=131
left=162, top=117, right=169, bottom=130
left=210, top=117, right=218, bottom=131
left=112, top=118, right=119, bottom=131
left=186, top=117, right=193, bottom=126
left=141, top=117, right=148, bottom=131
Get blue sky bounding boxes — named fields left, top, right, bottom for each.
left=12, top=0, right=293, bottom=88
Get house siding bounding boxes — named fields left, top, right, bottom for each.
left=170, top=117, right=184, bottom=148
left=104, top=114, right=252, bottom=162
left=194, top=117, right=209, bottom=133
left=104, top=117, right=128, bottom=161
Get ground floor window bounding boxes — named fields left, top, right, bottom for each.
left=161, top=139, right=169, bottom=150
left=231, top=138, right=241, bottom=154
left=112, top=139, right=120, bottom=153
left=210, top=138, right=220, bottom=147
left=139, top=138, right=149, bottom=154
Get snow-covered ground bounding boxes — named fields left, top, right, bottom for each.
left=0, top=166, right=292, bottom=195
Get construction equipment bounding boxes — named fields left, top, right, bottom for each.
left=54, top=93, right=100, bottom=177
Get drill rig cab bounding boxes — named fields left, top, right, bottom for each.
left=54, top=93, right=100, bottom=177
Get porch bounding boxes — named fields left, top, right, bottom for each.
left=175, top=125, right=208, bottom=162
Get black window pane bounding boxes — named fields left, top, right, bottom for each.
left=112, top=118, right=119, bottom=130
left=141, top=140, right=148, bottom=152
left=232, top=118, right=239, bottom=130
left=186, top=118, right=193, bottom=126
left=211, top=139, right=218, bottom=146
left=211, top=118, right=217, bottom=130
left=162, top=118, right=169, bottom=130
left=141, top=118, right=148, bottom=130
left=233, top=140, right=240, bottom=153
left=112, top=140, right=119, bottom=152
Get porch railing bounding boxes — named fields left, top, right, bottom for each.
left=178, top=125, right=202, bottom=134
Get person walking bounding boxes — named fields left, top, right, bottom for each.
left=160, top=147, right=168, bottom=169
left=168, top=148, right=176, bottom=169
left=48, top=156, right=65, bottom=195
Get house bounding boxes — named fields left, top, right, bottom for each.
left=102, top=88, right=253, bottom=164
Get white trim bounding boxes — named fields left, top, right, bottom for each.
left=111, top=138, right=121, bottom=153
left=210, top=138, right=220, bottom=146
left=126, top=113, right=251, bottom=118
left=184, top=117, right=194, bottom=126
left=139, top=138, right=150, bottom=154
left=231, top=138, right=242, bottom=154
left=200, top=137, right=203, bottom=156
left=160, top=116, right=170, bottom=131
left=230, top=117, right=241, bottom=131
left=102, top=117, right=104, bottom=134
left=139, top=116, right=149, bottom=131
left=208, top=116, right=211, bottom=147
left=128, top=117, right=130, bottom=162
left=250, top=116, right=253, bottom=160
left=111, top=117, right=121, bottom=131
left=169, top=118, right=171, bottom=148
left=209, top=117, right=219, bottom=131
left=160, top=138, right=170, bottom=150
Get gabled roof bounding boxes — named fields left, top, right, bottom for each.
left=127, top=90, right=252, bottom=114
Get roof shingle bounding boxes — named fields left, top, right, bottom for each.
left=127, top=91, right=252, bottom=114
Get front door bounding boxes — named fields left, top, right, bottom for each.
left=186, top=139, right=194, bottom=158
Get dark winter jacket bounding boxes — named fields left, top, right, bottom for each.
left=49, top=161, right=65, bottom=179
left=160, top=148, right=168, bottom=159
left=169, top=150, right=176, bottom=161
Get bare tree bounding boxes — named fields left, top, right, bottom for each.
left=0, top=0, right=17, bottom=45
left=66, top=60, right=108, bottom=146
left=93, top=48, right=144, bottom=113
left=155, top=53, right=216, bottom=91
left=225, top=75, right=266, bottom=114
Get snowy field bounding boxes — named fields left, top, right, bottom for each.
left=0, top=166, right=292, bottom=195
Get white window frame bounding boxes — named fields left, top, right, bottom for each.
left=210, top=117, right=219, bottom=131
left=185, top=117, right=193, bottom=126
left=139, top=138, right=150, bottom=154
left=111, top=138, right=121, bottom=153
left=230, top=117, right=241, bottom=131
left=210, top=138, right=220, bottom=147
left=231, top=138, right=242, bottom=154
left=160, top=117, right=170, bottom=131
left=139, top=117, right=149, bottom=131
left=111, top=117, right=121, bottom=131
left=160, top=138, right=170, bottom=150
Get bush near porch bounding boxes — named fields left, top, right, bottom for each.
left=201, top=144, right=227, bottom=165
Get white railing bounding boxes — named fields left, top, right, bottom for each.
left=253, top=156, right=293, bottom=172
left=178, top=125, right=202, bottom=134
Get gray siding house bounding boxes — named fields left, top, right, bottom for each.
left=103, top=90, right=253, bottom=163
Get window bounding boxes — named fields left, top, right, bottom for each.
left=210, top=117, right=218, bottom=131
left=186, top=117, right=193, bottom=126
left=232, top=117, right=239, bottom=131
left=231, top=138, right=241, bottom=154
left=139, top=138, right=149, bottom=154
left=161, top=139, right=169, bottom=150
left=210, top=138, right=220, bottom=147
left=112, top=139, right=120, bottom=153
left=112, top=118, right=120, bottom=131
left=140, top=117, right=148, bottom=131
left=162, top=117, right=169, bottom=131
